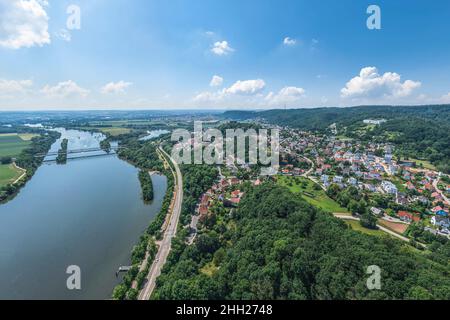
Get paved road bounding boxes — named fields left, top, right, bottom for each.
left=333, top=214, right=426, bottom=247
left=138, top=146, right=183, bottom=300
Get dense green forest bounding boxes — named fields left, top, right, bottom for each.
left=117, top=135, right=164, bottom=172
left=153, top=182, right=450, bottom=300
left=223, top=105, right=450, bottom=173
left=138, top=170, right=154, bottom=202
left=0, top=131, right=60, bottom=203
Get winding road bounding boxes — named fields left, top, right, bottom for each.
left=138, top=146, right=183, bottom=300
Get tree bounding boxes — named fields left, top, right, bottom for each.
left=112, top=284, right=128, bottom=300
left=0, top=156, right=12, bottom=164
left=360, top=213, right=377, bottom=230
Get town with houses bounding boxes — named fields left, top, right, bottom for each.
left=190, top=119, right=450, bottom=245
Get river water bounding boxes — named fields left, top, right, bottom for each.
left=0, top=129, right=167, bottom=299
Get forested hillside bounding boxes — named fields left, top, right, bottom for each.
left=153, top=183, right=450, bottom=300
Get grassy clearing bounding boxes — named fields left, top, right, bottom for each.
left=411, top=159, right=437, bottom=171
left=200, top=262, right=219, bottom=277
left=0, top=164, right=23, bottom=187
left=98, top=127, right=131, bottom=136
left=18, top=133, right=39, bottom=141
left=277, top=175, right=349, bottom=213
left=345, top=220, right=386, bottom=237
left=0, top=134, right=32, bottom=157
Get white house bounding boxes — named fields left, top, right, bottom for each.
left=363, top=119, right=387, bottom=125
left=431, top=216, right=450, bottom=228
left=381, top=181, right=398, bottom=194
left=333, top=176, right=344, bottom=183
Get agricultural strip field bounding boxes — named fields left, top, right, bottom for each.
left=0, top=134, right=38, bottom=158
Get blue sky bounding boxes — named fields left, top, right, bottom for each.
left=0, top=0, right=450, bottom=110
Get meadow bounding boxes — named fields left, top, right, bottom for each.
left=277, top=175, right=349, bottom=213
left=0, top=164, right=23, bottom=187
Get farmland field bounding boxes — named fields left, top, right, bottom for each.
left=0, top=134, right=37, bottom=158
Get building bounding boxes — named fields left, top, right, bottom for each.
left=370, top=207, right=383, bottom=216
left=398, top=211, right=421, bottom=223
left=333, top=176, right=344, bottom=183
left=431, top=215, right=450, bottom=228
left=381, top=181, right=398, bottom=194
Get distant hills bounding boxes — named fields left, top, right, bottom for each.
left=222, top=105, right=450, bottom=130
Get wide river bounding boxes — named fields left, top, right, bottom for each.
left=0, top=129, right=167, bottom=299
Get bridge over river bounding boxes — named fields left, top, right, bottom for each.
left=38, top=146, right=127, bottom=162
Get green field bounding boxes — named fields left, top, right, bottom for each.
left=0, top=164, right=23, bottom=187
left=78, top=126, right=131, bottom=136
left=411, top=158, right=437, bottom=171
left=98, top=127, right=131, bottom=136
left=277, top=175, right=349, bottom=213
left=0, top=134, right=35, bottom=158
left=345, top=220, right=386, bottom=237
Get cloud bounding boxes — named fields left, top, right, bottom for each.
left=265, top=86, right=305, bottom=106
left=42, top=80, right=89, bottom=98
left=441, top=93, right=450, bottom=103
left=225, top=79, right=265, bottom=95
left=0, top=0, right=50, bottom=49
left=194, top=91, right=219, bottom=103
left=101, top=81, right=133, bottom=94
left=341, top=67, right=421, bottom=99
left=211, top=41, right=234, bottom=56
left=194, top=79, right=266, bottom=106
left=209, top=75, right=223, bottom=87
left=283, top=37, right=297, bottom=46
left=0, top=79, right=33, bottom=96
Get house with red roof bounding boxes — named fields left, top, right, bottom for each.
left=231, top=190, right=242, bottom=198
left=432, top=206, right=444, bottom=213
left=397, top=211, right=421, bottom=223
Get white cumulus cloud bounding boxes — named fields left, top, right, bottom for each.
left=194, top=79, right=266, bottom=106
left=194, top=91, right=219, bottom=103
left=283, top=37, right=297, bottom=46
left=225, top=79, right=266, bottom=95
left=0, top=78, right=33, bottom=95
left=101, top=81, right=133, bottom=94
left=42, top=80, right=89, bottom=98
left=265, top=86, right=305, bottom=106
left=209, top=75, right=223, bottom=87
left=341, top=66, right=421, bottom=99
left=211, top=41, right=234, bottom=56
left=0, top=0, right=50, bottom=49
